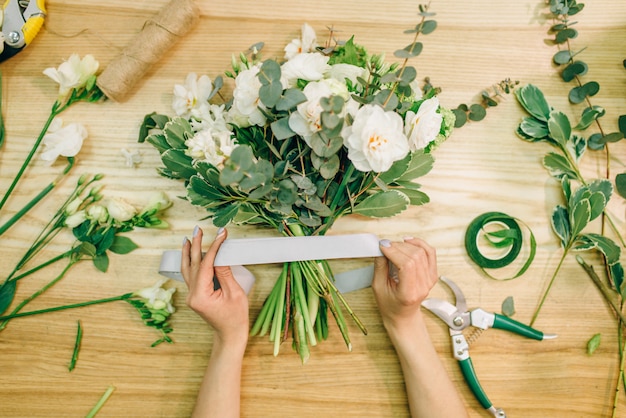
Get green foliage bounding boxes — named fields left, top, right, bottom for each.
left=587, top=333, right=601, bottom=355
left=0, top=280, right=16, bottom=315
left=501, top=296, right=515, bottom=317
left=453, top=79, right=519, bottom=128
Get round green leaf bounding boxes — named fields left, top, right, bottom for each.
left=420, top=20, right=437, bottom=34
left=468, top=104, right=486, bottom=121
left=553, top=50, right=573, bottom=65
left=561, top=61, right=587, bottom=82
left=258, top=59, right=281, bottom=85
left=615, top=173, right=626, bottom=199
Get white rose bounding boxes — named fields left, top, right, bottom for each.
left=87, top=204, right=109, bottom=223
left=39, top=118, right=88, bottom=164
left=343, top=104, right=410, bottom=173
left=65, top=210, right=87, bottom=228
left=280, top=53, right=330, bottom=87
left=404, top=97, right=443, bottom=151
left=143, top=192, right=172, bottom=213
left=105, top=197, right=137, bottom=222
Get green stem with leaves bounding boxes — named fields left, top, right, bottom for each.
left=530, top=248, right=569, bottom=327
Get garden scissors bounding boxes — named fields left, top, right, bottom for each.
left=422, top=276, right=557, bottom=418
left=0, top=0, right=46, bottom=62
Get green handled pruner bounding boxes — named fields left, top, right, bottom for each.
left=421, top=276, right=557, bottom=417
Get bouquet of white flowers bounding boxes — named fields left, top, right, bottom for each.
left=140, top=15, right=454, bottom=362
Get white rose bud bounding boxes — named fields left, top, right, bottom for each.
left=65, top=210, right=87, bottom=228
left=87, top=204, right=109, bottom=223
left=144, top=192, right=172, bottom=213
left=105, top=197, right=137, bottom=222
left=65, top=198, right=83, bottom=215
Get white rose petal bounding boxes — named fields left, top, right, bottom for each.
left=87, top=204, right=109, bottom=223
left=404, top=97, right=443, bottom=151
left=344, top=104, right=410, bottom=173
left=105, top=197, right=137, bottom=222
left=327, top=63, right=368, bottom=87
left=284, top=23, right=318, bottom=60
left=281, top=53, right=330, bottom=87
left=65, top=210, right=87, bottom=228
left=227, top=65, right=266, bottom=127
left=172, top=73, right=213, bottom=118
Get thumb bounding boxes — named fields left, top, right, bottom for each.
left=214, top=266, right=243, bottom=294
left=372, top=256, right=389, bottom=290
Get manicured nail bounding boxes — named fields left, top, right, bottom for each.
left=182, top=236, right=188, bottom=246
left=380, top=239, right=391, bottom=248
left=216, top=227, right=225, bottom=238
left=403, top=236, right=414, bottom=241
left=193, top=225, right=200, bottom=237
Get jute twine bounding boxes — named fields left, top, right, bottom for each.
left=96, top=0, right=200, bottom=102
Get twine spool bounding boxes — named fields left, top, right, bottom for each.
left=96, top=0, right=200, bottom=102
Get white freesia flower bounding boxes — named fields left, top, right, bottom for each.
left=284, top=23, right=318, bottom=60
left=135, top=278, right=176, bottom=313
left=344, top=104, right=410, bottom=173
left=185, top=129, right=237, bottom=168
left=65, top=210, right=87, bottom=228
left=289, top=79, right=350, bottom=144
left=39, top=118, right=88, bottom=164
left=189, top=103, right=231, bottom=134
left=65, top=197, right=83, bottom=215
left=281, top=52, right=330, bottom=87
left=327, top=63, right=368, bottom=87
left=227, top=65, right=266, bottom=127
left=43, top=54, right=99, bottom=100
left=172, top=73, right=213, bottom=119
left=87, top=204, right=109, bottom=223
left=404, top=97, right=443, bottom=151
left=104, top=197, right=136, bottom=222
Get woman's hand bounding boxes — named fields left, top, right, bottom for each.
left=181, top=226, right=249, bottom=346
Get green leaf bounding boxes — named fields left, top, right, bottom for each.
left=398, top=151, right=434, bottom=181
left=138, top=112, right=170, bottom=143
left=618, top=115, right=626, bottom=136
left=551, top=205, right=571, bottom=248
left=395, top=188, right=429, bottom=206
left=515, top=84, right=551, bottom=122
left=553, top=50, right=573, bottom=65
left=542, top=152, right=578, bottom=179
left=109, top=236, right=139, bottom=255
left=597, top=132, right=624, bottom=144
left=259, top=81, right=283, bottom=108
left=161, top=149, right=196, bottom=179
left=419, top=20, right=437, bottom=34
left=353, top=190, right=410, bottom=218
left=276, top=88, right=307, bottom=111
left=452, top=108, right=467, bottom=128
left=569, top=81, right=600, bottom=104
left=394, top=42, right=423, bottom=59
left=271, top=117, right=295, bottom=140
left=555, top=28, right=578, bottom=44
left=610, top=262, right=624, bottom=295
left=163, top=118, right=193, bottom=149
left=588, top=179, right=613, bottom=206
left=580, top=233, right=621, bottom=265
left=468, top=104, right=486, bottom=121
left=562, top=61, right=588, bottom=82
left=187, top=176, right=226, bottom=207
left=501, top=296, right=515, bottom=317
left=309, top=132, right=343, bottom=158
left=378, top=154, right=410, bottom=184
left=615, top=173, right=626, bottom=199
left=547, top=110, right=571, bottom=146
left=93, top=253, right=109, bottom=273
left=258, top=59, right=281, bottom=85
left=213, top=203, right=240, bottom=227
left=574, top=106, right=605, bottom=130
left=587, top=333, right=601, bottom=355
left=569, top=199, right=591, bottom=238
left=0, top=280, right=16, bottom=315
left=319, top=155, right=340, bottom=179
left=518, top=117, right=549, bottom=140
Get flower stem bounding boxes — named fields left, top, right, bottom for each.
left=7, top=250, right=73, bottom=284
left=530, top=249, right=568, bottom=327
left=85, top=385, right=116, bottom=418
left=0, top=103, right=61, bottom=211
left=0, top=293, right=131, bottom=321
left=0, top=260, right=76, bottom=330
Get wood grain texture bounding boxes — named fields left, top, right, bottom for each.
left=1, top=1, right=625, bottom=416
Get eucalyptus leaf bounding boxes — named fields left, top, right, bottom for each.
left=259, top=82, right=283, bottom=108
left=248, top=183, right=273, bottom=200
left=319, top=155, right=340, bottom=179
left=555, top=28, right=578, bottom=44
left=452, top=109, right=467, bottom=128
left=109, top=236, right=139, bottom=255
left=309, top=132, right=343, bottom=158
left=615, top=173, right=626, bottom=199
left=501, top=296, right=515, bottom=317
left=258, top=59, right=281, bottom=85
left=0, top=280, right=16, bottom=315
left=587, top=133, right=605, bottom=150
left=271, top=117, right=295, bottom=140
left=276, top=88, right=307, bottom=111
left=353, top=190, right=409, bottom=218
left=419, top=20, right=437, bottom=34
left=468, top=104, right=486, bottom=122
left=394, top=42, right=423, bottom=59
left=562, top=61, right=588, bottom=82
left=597, top=132, right=624, bottom=144
left=553, top=50, right=573, bottom=65
left=619, top=115, right=626, bottom=136
left=299, top=212, right=322, bottom=227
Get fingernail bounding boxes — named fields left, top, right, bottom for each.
left=403, top=236, right=414, bottom=241
left=216, top=227, right=225, bottom=238
left=193, top=225, right=200, bottom=237
left=380, top=239, right=391, bottom=248
left=182, top=236, right=188, bottom=246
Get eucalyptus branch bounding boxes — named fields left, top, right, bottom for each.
left=576, top=256, right=626, bottom=325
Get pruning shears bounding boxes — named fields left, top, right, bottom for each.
left=0, top=0, right=46, bottom=62
left=422, top=276, right=557, bottom=418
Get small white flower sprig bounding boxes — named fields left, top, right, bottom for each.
left=0, top=278, right=176, bottom=347
left=0, top=54, right=105, bottom=236
left=0, top=174, right=172, bottom=333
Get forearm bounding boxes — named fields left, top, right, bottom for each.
left=192, top=336, right=247, bottom=418
left=386, top=313, right=468, bottom=418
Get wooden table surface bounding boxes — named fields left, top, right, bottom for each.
left=1, top=1, right=625, bottom=417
